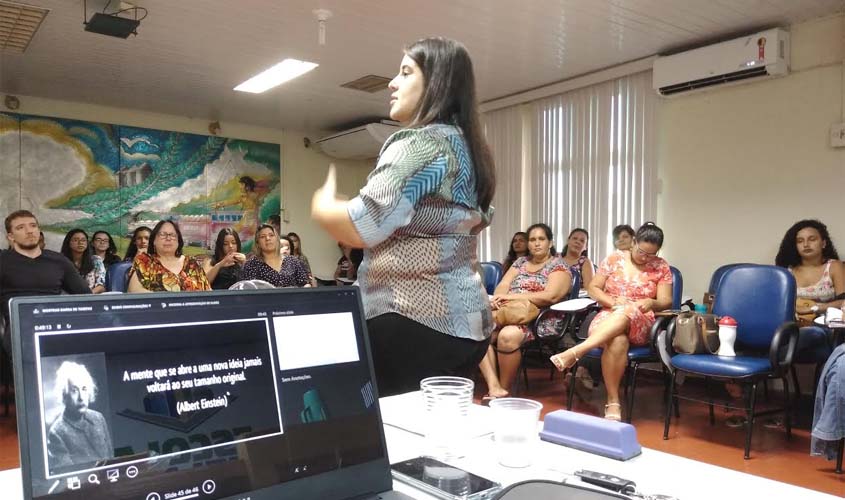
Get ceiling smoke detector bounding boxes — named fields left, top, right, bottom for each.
left=0, top=1, right=49, bottom=53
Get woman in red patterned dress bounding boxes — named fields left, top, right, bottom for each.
left=551, top=222, right=673, bottom=421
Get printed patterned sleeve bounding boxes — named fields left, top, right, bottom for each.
left=347, top=129, right=446, bottom=247
left=92, top=256, right=106, bottom=288
left=596, top=253, right=616, bottom=278
left=132, top=253, right=154, bottom=290
left=549, top=257, right=571, bottom=276
left=291, top=258, right=310, bottom=287
left=240, top=258, right=260, bottom=281
left=186, top=257, right=211, bottom=291
left=658, top=259, right=674, bottom=285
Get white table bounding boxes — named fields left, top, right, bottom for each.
left=1, top=394, right=839, bottom=500
left=380, top=392, right=840, bottom=500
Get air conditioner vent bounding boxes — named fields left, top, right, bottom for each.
left=659, top=67, right=769, bottom=95
left=341, top=75, right=391, bottom=93
left=0, top=0, right=49, bottom=53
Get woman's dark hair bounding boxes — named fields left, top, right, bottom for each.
left=634, top=222, right=664, bottom=249
left=149, top=220, right=184, bottom=257
left=404, top=37, right=495, bottom=212
left=504, top=231, right=528, bottom=267
left=775, top=219, right=839, bottom=268
left=60, top=229, right=94, bottom=276
left=612, top=224, right=635, bottom=241
left=239, top=176, right=256, bottom=192
left=213, top=227, right=241, bottom=264
left=125, top=226, right=152, bottom=261
left=287, top=231, right=303, bottom=256
left=526, top=223, right=557, bottom=257
left=254, top=224, right=278, bottom=262
left=561, top=228, right=589, bottom=257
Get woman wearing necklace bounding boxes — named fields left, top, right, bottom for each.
left=241, top=225, right=310, bottom=288
left=559, top=228, right=594, bottom=288
left=127, top=220, right=210, bottom=292
left=60, top=229, right=106, bottom=294
left=479, top=223, right=571, bottom=400
left=551, top=222, right=672, bottom=421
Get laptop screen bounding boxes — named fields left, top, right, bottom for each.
left=10, top=288, right=392, bottom=500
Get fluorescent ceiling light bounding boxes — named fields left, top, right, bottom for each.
left=234, top=58, right=319, bottom=93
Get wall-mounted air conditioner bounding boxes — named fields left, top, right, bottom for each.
left=315, top=120, right=401, bottom=160
left=653, top=28, right=789, bottom=97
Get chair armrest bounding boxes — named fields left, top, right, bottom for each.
left=769, top=320, right=799, bottom=376
left=648, top=315, right=675, bottom=350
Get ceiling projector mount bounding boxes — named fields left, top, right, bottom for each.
left=83, top=0, right=148, bottom=38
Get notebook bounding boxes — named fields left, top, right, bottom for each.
left=9, top=287, right=413, bottom=500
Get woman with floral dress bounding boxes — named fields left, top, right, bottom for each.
left=127, top=220, right=210, bottom=292
left=551, top=222, right=673, bottom=421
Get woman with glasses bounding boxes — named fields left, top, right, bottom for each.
left=550, top=222, right=673, bottom=421
left=91, top=231, right=121, bottom=267
left=60, top=229, right=106, bottom=294
left=127, top=220, right=210, bottom=292
left=242, top=225, right=310, bottom=288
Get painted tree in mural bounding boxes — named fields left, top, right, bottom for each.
left=0, top=113, right=280, bottom=254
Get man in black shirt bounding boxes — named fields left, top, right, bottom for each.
left=1, top=210, right=90, bottom=353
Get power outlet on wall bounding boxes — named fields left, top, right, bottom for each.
left=830, top=122, right=845, bottom=148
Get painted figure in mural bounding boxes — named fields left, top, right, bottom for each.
left=212, top=176, right=266, bottom=242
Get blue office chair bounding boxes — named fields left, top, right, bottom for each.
left=660, top=265, right=799, bottom=459
left=480, top=261, right=503, bottom=295
left=565, top=266, right=683, bottom=423
left=514, top=272, right=582, bottom=395
left=106, top=261, right=133, bottom=292
left=703, top=263, right=755, bottom=312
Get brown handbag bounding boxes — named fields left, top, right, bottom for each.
left=673, top=312, right=720, bottom=354
left=795, top=298, right=817, bottom=327
left=493, top=299, right=541, bottom=326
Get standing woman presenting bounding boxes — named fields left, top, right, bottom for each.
left=311, top=37, right=496, bottom=396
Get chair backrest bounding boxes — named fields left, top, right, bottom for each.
left=569, top=271, right=581, bottom=300
left=105, top=261, right=133, bottom=292
left=708, top=263, right=755, bottom=294
left=480, top=261, right=503, bottom=295
left=712, top=265, right=796, bottom=351
left=669, top=266, right=683, bottom=309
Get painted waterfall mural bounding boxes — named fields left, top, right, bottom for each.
left=0, top=113, right=280, bottom=255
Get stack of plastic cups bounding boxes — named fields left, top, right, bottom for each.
left=420, top=376, right=474, bottom=461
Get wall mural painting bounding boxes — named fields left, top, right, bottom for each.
left=0, top=113, right=281, bottom=256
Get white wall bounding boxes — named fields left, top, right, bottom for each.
left=7, top=95, right=374, bottom=277
left=656, top=14, right=845, bottom=301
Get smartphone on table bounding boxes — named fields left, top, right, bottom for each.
left=391, top=456, right=502, bottom=500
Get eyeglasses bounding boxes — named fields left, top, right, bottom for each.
left=158, top=232, right=178, bottom=240
left=633, top=241, right=659, bottom=259
left=93, top=238, right=109, bottom=243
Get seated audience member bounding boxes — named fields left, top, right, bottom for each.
left=287, top=231, right=316, bottom=285
left=612, top=224, right=635, bottom=251
left=124, top=226, right=152, bottom=261
left=0, top=210, right=90, bottom=353
left=127, top=220, right=210, bottom=292
left=479, top=223, right=571, bottom=399
left=203, top=228, right=246, bottom=290
left=551, top=222, right=672, bottom=421
left=334, top=243, right=363, bottom=282
left=501, top=231, right=529, bottom=273
left=775, top=219, right=844, bottom=322
left=61, top=229, right=106, bottom=294
left=242, top=225, right=310, bottom=288
left=560, top=228, right=595, bottom=288
left=91, top=231, right=121, bottom=267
